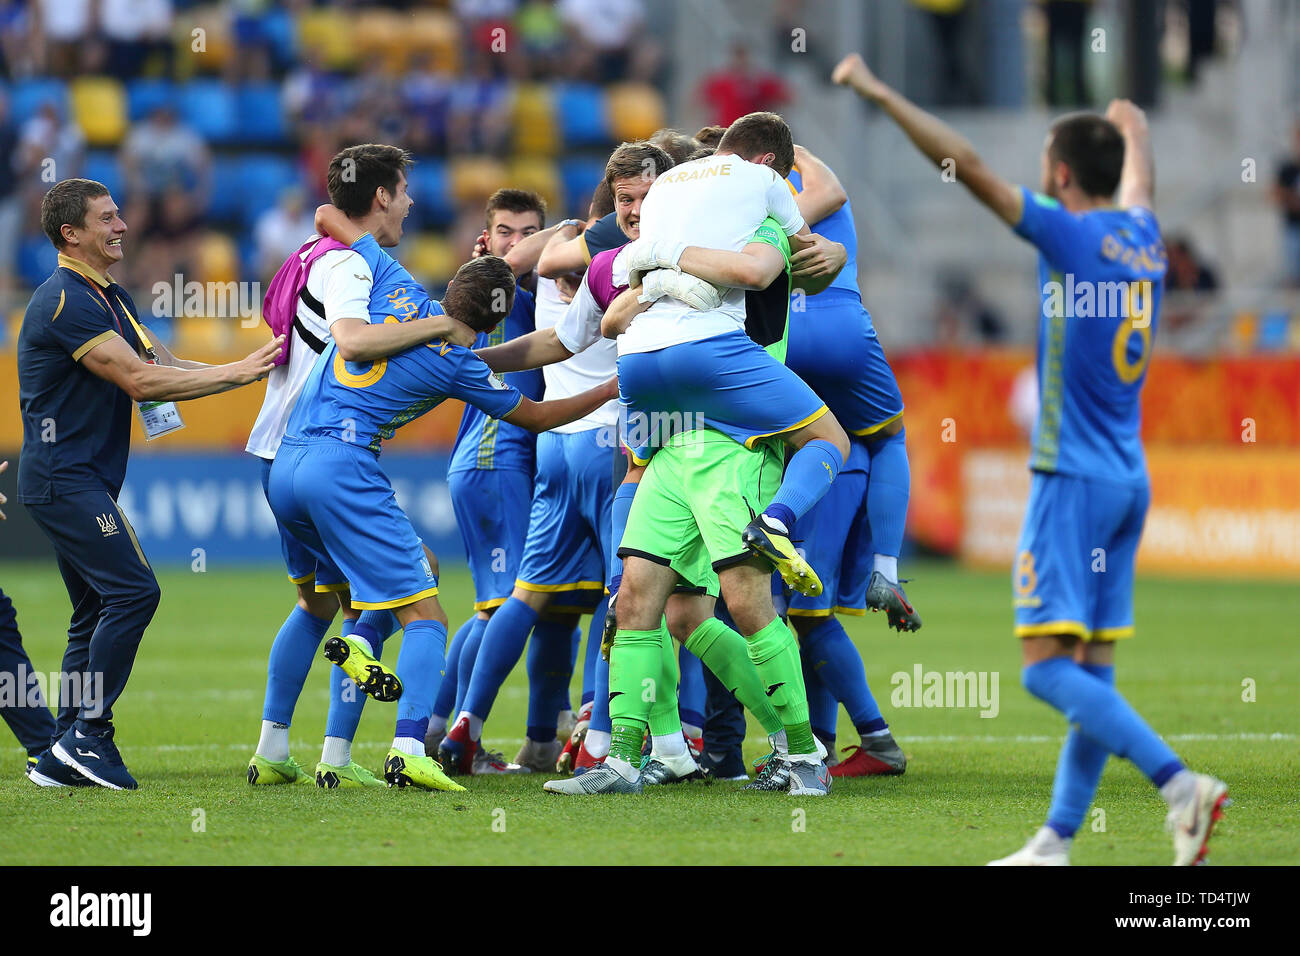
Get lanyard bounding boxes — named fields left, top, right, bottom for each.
left=75, top=274, right=156, bottom=358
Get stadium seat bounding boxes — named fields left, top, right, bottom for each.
left=185, top=8, right=233, bottom=72
left=235, top=155, right=300, bottom=227
left=17, top=236, right=58, bottom=288
left=296, top=7, right=357, bottom=70
left=606, top=82, right=666, bottom=143
left=176, top=80, right=238, bottom=144
left=511, top=84, right=560, bottom=157
left=82, top=151, right=127, bottom=202
left=559, top=157, right=609, bottom=216
left=407, top=159, right=456, bottom=228
left=1258, top=310, right=1291, bottom=350
left=449, top=156, right=509, bottom=205
left=197, top=232, right=240, bottom=286
left=173, top=314, right=229, bottom=354
left=353, top=8, right=410, bottom=68
left=70, top=77, right=128, bottom=147
left=258, top=8, right=299, bottom=70
left=12, top=78, right=68, bottom=124
left=555, top=84, right=610, bottom=147
left=407, top=10, right=461, bottom=74
left=208, top=156, right=244, bottom=223
left=126, top=78, right=176, bottom=121
left=506, top=156, right=562, bottom=214
left=403, top=234, right=459, bottom=288
left=235, top=83, right=288, bottom=145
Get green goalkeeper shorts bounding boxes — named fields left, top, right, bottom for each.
left=618, top=429, right=785, bottom=595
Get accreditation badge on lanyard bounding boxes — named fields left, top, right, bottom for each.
left=92, top=283, right=187, bottom=440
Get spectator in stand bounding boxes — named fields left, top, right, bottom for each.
left=517, top=0, right=566, bottom=79
left=0, top=0, right=35, bottom=78
left=1042, top=0, right=1092, bottom=107
left=911, top=0, right=978, bottom=106
left=934, top=272, right=1006, bottom=345
left=100, top=0, right=174, bottom=80
left=1165, top=235, right=1219, bottom=293
left=1273, top=124, right=1300, bottom=287
left=558, top=0, right=655, bottom=82
left=448, top=49, right=512, bottom=156
left=402, top=53, right=453, bottom=155
left=17, top=101, right=84, bottom=221
left=698, top=43, right=790, bottom=127
left=129, top=185, right=203, bottom=296
left=34, top=0, right=94, bottom=77
left=0, top=92, right=20, bottom=292
left=254, top=187, right=317, bottom=286
left=121, top=105, right=211, bottom=203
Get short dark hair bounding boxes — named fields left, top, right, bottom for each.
left=589, top=179, right=615, bottom=219
left=718, top=112, right=795, bottom=178
left=693, top=125, right=726, bottom=149
left=685, top=146, right=716, bottom=162
left=485, top=188, right=546, bottom=230
left=443, top=255, right=516, bottom=333
left=649, top=128, right=700, bottom=165
left=604, top=141, right=675, bottom=193
left=41, top=179, right=110, bottom=248
left=327, top=144, right=413, bottom=218
left=1047, top=113, right=1125, bottom=199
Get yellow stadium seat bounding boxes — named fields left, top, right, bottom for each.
left=408, top=10, right=461, bottom=74
left=296, top=8, right=356, bottom=70
left=511, top=84, right=560, bottom=157
left=506, top=156, right=561, bottom=212
left=70, top=78, right=128, bottom=147
left=197, top=232, right=240, bottom=286
left=404, top=235, right=459, bottom=287
left=606, top=82, right=666, bottom=143
left=174, top=314, right=229, bottom=355
left=449, top=156, right=509, bottom=205
left=353, top=9, right=410, bottom=70
left=178, top=9, right=232, bottom=73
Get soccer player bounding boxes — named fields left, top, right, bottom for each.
left=437, top=181, right=631, bottom=778
left=18, top=178, right=282, bottom=789
left=782, top=144, right=910, bottom=775
left=266, top=247, right=617, bottom=792
left=246, top=145, right=477, bottom=788
left=833, top=53, right=1228, bottom=864
left=429, top=189, right=548, bottom=774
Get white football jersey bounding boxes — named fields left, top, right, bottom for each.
left=535, top=276, right=618, bottom=434
left=245, top=241, right=373, bottom=459
left=616, top=153, right=804, bottom=356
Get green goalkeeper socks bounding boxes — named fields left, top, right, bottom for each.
left=684, top=617, right=783, bottom=736
left=647, top=623, right=683, bottom=739
left=745, top=616, right=817, bottom=755
left=607, top=626, right=665, bottom=764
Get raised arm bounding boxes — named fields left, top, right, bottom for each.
left=331, top=314, right=476, bottom=362
left=833, top=53, right=1023, bottom=227
left=476, top=325, right=575, bottom=372
left=496, top=219, right=582, bottom=276
left=504, top=377, right=618, bottom=432
left=791, top=144, right=848, bottom=224
left=536, top=222, right=588, bottom=278
left=80, top=333, right=283, bottom=402
left=1107, top=99, right=1155, bottom=210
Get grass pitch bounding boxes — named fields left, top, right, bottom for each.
left=1, top=560, right=1296, bottom=866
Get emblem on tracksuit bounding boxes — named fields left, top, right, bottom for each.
left=96, top=513, right=119, bottom=537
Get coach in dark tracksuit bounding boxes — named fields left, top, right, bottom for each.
left=18, top=178, right=283, bottom=790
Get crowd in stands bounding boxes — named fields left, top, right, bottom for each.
left=0, top=0, right=666, bottom=345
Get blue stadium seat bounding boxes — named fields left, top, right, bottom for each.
left=1258, top=310, right=1291, bottom=350
left=555, top=84, right=610, bottom=147
left=559, top=157, right=609, bottom=215
left=126, top=78, right=176, bottom=121
left=176, top=80, right=237, bottom=143
left=12, top=78, right=68, bottom=124
left=208, top=155, right=246, bottom=222
left=261, top=9, right=298, bottom=69
left=235, top=83, right=288, bottom=145
left=82, top=151, right=126, bottom=201
left=18, top=236, right=58, bottom=288
left=407, top=159, right=455, bottom=228
left=236, top=155, right=299, bottom=226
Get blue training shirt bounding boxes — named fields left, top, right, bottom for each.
left=285, top=237, right=524, bottom=454
left=1013, top=186, right=1166, bottom=485
left=787, top=164, right=860, bottom=299
left=447, top=283, right=544, bottom=476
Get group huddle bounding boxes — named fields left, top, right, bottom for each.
left=246, top=111, right=918, bottom=800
